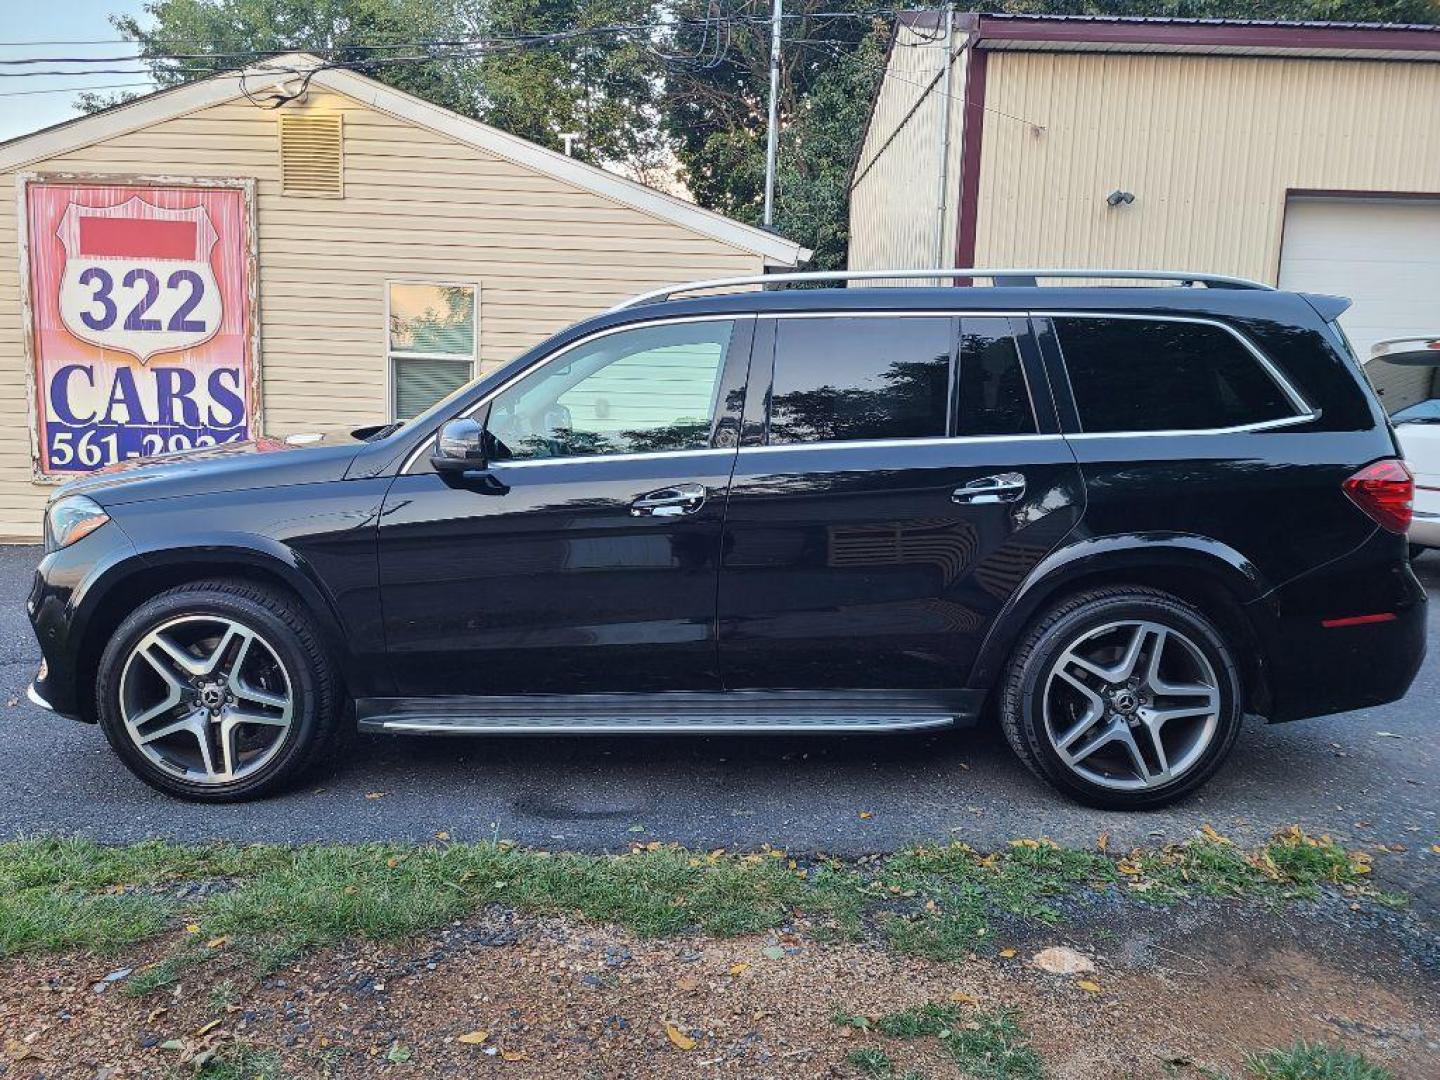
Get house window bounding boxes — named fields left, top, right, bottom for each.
left=388, top=283, right=477, bottom=420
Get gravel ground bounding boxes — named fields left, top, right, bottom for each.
left=1, top=545, right=1435, bottom=910
left=2, top=898, right=1437, bottom=1079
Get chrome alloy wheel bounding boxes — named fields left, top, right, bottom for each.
left=1041, top=620, right=1221, bottom=791
left=117, top=615, right=294, bottom=785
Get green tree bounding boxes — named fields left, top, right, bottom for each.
left=91, top=0, right=665, bottom=169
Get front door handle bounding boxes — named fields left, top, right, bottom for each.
left=952, top=472, right=1026, bottom=505
left=630, top=483, right=708, bottom=517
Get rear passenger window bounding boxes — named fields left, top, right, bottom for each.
left=1052, top=317, right=1296, bottom=433
left=957, top=318, right=1036, bottom=436
left=769, top=317, right=951, bottom=444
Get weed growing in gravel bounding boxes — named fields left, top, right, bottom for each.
left=1244, top=1041, right=1394, bottom=1080
left=837, top=1001, right=1042, bottom=1080
left=188, top=1042, right=285, bottom=1080
left=847, top=1046, right=895, bottom=1077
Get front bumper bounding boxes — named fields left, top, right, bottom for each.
left=27, top=523, right=138, bottom=722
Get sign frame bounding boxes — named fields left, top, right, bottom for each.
left=16, top=172, right=262, bottom=482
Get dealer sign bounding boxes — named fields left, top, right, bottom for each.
left=22, top=179, right=257, bottom=475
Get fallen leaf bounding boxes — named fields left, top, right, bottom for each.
left=500, top=1049, right=527, bottom=1061
left=158, top=1040, right=186, bottom=1052
left=1076, top=979, right=1103, bottom=993
left=728, top=963, right=749, bottom=976
left=386, top=1043, right=412, bottom=1064
left=676, top=976, right=700, bottom=992
left=762, top=945, right=785, bottom=960
left=1096, top=832, right=1109, bottom=853
left=457, top=1031, right=489, bottom=1045
left=1010, top=838, right=1041, bottom=849
left=664, top=1022, right=697, bottom=1051
left=1375, top=731, right=1403, bottom=739
left=204, top=937, right=228, bottom=950
left=627, top=824, right=646, bottom=833
left=998, top=948, right=1017, bottom=959
left=146, top=1006, right=168, bottom=1024
left=858, top=811, right=873, bottom=820
left=434, top=831, right=450, bottom=841
left=194, top=1019, right=221, bottom=1037
left=1031, top=946, right=1095, bottom=975
left=365, top=791, right=388, bottom=800
left=948, top=991, right=978, bottom=1005
left=1200, top=824, right=1232, bottom=845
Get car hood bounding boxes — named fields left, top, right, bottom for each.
left=56, top=429, right=368, bottom=508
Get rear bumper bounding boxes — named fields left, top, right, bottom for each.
left=1254, top=530, right=1427, bottom=723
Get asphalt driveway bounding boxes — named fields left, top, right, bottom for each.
left=2, top=544, right=1435, bottom=904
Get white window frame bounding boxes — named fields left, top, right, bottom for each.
left=385, top=279, right=480, bottom=421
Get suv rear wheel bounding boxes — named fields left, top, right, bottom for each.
left=95, top=580, right=339, bottom=802
left=999, top=586, right=1243, bottom=809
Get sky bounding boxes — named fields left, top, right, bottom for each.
left=0, top=0, right=153, bottom=142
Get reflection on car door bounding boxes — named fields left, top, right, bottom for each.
left=718, top=314, right=1085, bottom=690
left=376, top=316, right=753, bottom=696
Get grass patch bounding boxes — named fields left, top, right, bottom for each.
left=848, top=1046, right=895, bottom=1077
left=192, top=1042, right=286, bottom=1080
left=837, top=1001, right=1042, bottom=1080
left=1245, top=1041, right=1394, bottom=1080
left=0, top=827, right=1405, bottom=986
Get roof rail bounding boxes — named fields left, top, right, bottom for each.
left=610, top=268, right=1275, bottom=311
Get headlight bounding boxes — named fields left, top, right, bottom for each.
left=46, top=494, right=109, bottom=551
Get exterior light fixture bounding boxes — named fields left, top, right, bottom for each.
left=1106, top=190, right=1136, bottom=207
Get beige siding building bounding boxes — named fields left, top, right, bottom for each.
left=0, top=55, right=806, bottom=540
left=849, top=14, right=1440, bottom=407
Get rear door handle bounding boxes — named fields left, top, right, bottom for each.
left=952, top=472, right=1026, bottom=505
left=630, top=483, right=708, bottom=517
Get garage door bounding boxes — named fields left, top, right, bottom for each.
left=1278, top=196, right=1440, bottom=412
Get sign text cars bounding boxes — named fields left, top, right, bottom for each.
left=21, top=179, right=257, bottom=475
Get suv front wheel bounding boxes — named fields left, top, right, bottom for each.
left=95, top=579, right=340, bottom=802
left=1000, top=586, right=1244, bottom=809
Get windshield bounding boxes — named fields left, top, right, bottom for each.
left=1392, top=398, right=1440, bottom=425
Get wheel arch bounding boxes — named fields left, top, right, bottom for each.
left=968, top=534, right=1276, bottom=717
left=71, top=539, right=349, bottom=723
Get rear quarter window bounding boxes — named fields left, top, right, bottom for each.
left=768, top=316, right=952, bottom=444
left=1052, top=317, right=1297, bottom=433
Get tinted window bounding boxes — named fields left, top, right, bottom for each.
left=769, top=317, right=952, bottom=444
left=957, top=318, right=1036, bottom=436
left=1053, top=318, right=1295, bottom=433
left=485, top=320, right=732, bottom=460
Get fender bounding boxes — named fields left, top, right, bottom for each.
left=965, top=532, right=1272, bottom=691
left=67, top=533, right=361, bottom=697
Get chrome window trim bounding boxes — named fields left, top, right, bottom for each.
left=482, top=447, right=738, bottom=469
left=1062, top=412, right=1317, bottom=440
left=1034, top=310, right=1319, bottom=430
left=739, top=433, right=1066, bottom=455
left=399, top=313, right=751, bottom=474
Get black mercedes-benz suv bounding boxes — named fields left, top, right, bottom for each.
left=27, top=270, right=1427, bottom=809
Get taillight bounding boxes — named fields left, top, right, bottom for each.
left=1343, top=458, right=1413, bottom=533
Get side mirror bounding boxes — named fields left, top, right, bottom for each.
left=1370, top=336, right=1440, bottom=367
left=429, top=418, right=487, bottom=474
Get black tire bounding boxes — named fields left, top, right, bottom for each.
left=998, top=585, right=1244, bottom=810
left=95, top=579, right=341, bottom=802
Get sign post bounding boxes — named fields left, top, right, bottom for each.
left=19, top=176, right=259, bottom=477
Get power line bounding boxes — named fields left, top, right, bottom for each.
left=0, top=80, right=154, bottom=99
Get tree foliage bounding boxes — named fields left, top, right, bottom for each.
left=91, top=0, right=1440, bottom=268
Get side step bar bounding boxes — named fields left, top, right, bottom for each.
left=355, top=690, right=980, bottom=736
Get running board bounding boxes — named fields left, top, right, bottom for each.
left=355, top=690, right=979, bottom=736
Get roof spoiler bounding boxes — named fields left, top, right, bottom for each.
left=1300, top=293, right=1352, bottom=322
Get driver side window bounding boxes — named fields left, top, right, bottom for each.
left=484, top=320, right=734, bottom=461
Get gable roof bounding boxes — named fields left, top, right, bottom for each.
left=0, top=53, right=809, bottom=266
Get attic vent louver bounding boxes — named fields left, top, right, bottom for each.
left=279, top=113, right=343, bottom=197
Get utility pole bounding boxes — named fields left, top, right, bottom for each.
left=762, top=0, right=782, bottom=228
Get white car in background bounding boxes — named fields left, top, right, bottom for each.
left=1372, top=337, right=1440, bottom=559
